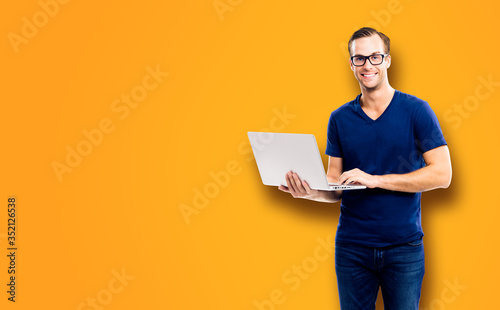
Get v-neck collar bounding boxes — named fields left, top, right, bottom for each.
left=355, top=90, right=399, bottom=123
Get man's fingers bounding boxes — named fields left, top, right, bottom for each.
left=302, top=180, right=311, bottom=194
left=286, top=173, right=297, bottom=191
left=341, top=175, right=356, bottom=185
left=339, top=169, right=357, bottom=184
left=281, top=172, right=321, bottom=199
left=278, top=185, right=290, bottom=192
left=338, top=171, right=348, bottom=184
left=284, top=172, right=309, bottom=197
left=338, top=174, right=347, bottom=185
left=285, top=172, right=300, bottom=196
left=293, top=173, right=305, bottom=194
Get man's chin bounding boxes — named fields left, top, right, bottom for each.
left=359, top=82, right=381, bottom=91
left=356, top=77, right=380, bottom=89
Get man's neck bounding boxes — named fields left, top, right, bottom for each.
left=360, top=83, right=394, bottom=108
left=359, top=83, right=395, bottom=120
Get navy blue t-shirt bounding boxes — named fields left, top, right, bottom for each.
left=326, top=90, right=446, bottom=247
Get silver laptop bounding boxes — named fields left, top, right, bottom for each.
left=247, top=132, right=366, bottom=191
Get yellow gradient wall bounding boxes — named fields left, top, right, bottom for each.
left=1, top=0, right=498, bottom=309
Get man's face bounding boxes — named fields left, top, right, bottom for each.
left=349, top=35, right=391, bottom=91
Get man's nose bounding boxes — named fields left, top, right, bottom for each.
left=362, top=58, right=374, bottom=69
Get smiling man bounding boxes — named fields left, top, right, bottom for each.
left=279, top=27, right=452, bottom=309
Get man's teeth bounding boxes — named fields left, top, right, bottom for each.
left=363, top=73, right=376, bottom=77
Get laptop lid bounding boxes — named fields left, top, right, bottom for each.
left=247, top=132, right=365, bottom=191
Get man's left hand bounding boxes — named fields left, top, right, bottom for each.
left=338, top=168, right=378, bottom=188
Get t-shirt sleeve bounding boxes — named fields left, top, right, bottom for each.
left=325, top=112, right=343, bottom=158
left=414, top=101, right=447, bottom=153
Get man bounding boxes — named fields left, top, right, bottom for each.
left=278, top=27, right=452, bottom=309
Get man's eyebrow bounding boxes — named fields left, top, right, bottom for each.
left=352, top=51, right=384, bottom=57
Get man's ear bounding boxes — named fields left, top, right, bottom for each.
left=349, top=58, right=355, bottom=71
left=386, top=55, right=391, bottom=68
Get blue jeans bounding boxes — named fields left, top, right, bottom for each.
left=335, top=238, right=425, bottom=310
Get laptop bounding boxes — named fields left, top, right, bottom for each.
left=247, top=132, right=366, bottom=191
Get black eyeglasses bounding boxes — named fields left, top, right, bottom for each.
left=350, top=54, right=389, bottom=66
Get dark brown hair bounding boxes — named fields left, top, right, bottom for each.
left=348, top=27, right=390, bottom=56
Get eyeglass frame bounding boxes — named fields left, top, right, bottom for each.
left=350, top=53, right=389, bottom=67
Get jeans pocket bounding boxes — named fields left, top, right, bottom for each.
left=407, top=237, right=424, bottom=246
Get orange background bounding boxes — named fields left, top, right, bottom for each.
left=1, top=0, right=499, bottom=309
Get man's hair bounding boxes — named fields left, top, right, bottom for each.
left=348, top=27, right=390, bottom=56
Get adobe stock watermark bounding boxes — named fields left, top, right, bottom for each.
left=51, top=64, right=169, bottom=182
left=391, top=74, right=498, bottom=174
left=178, top=106, right=296, bottom=225
left=76, top=267, right=135, bottom=310
left=421, top=277, right=467, bottom=310
left=253, top=235, right=334, bottom=310
left=393, top=127, right=447, bottom=175
left=213, top=0, right=243, bottom=21
left=7, top=0, right=72, bottom=54
left=443, top=74, right=499, bottom=130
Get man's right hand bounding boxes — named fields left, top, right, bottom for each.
left=278, top=156, right=344, bottom=203
left=278, top=171, right=323, bottom=200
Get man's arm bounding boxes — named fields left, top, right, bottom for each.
left=338, top=145, right=452, bottom=192
left=278, top=156, right=344, bottom=203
